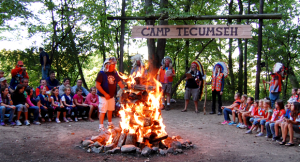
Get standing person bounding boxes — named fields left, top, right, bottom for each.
left=59, top=78, right=70, bottom=96
left=210, top=64, right=225, bottom=115
left=157, top=56, right=175, bottom=111
left=181, top=61, right=202, bottom=113
left=39, top=47, right=51, bottom=80
left=96, top=57, right=125, bottom=131
left=46, top=71, right=60, bottom=90
left=9, top=61, right=29, bottom=93
left=263, top=63, right=286, bottom=108
left=72, top=79, right=89, bottom=97
left=0, top=87, right=16, bottom=126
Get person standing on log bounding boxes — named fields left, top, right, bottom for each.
left=95, top=57, right=125, bottom=132
left=210, top=65, right=224, bottom=115
left=181, top=61, right=203, bottom=113
left=157, top=56, right=175, bottom=111
left=39, top=47, right=51, bottom=80
left=130, top=54, right=147, bottom=77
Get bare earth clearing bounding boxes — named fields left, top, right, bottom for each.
left=0, top=100, right=299, bottom=162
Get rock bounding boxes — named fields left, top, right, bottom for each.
left=111, top=147, right=121, bottom=154
left=141, top=146, right=152, bottom=157
left=104, top=143, right=115, bottom=152
left=93, top=141, right=101, bottom=147
left=82, top=140, right=94, bottom=147
left=136, top=148, right=142, bottom=154
left=87, top=148, right=92, bottom=153
left=167, top=147, right=174, bottom=154
left=91, top=135, right=106, bottom=145
left=99, top=146, right=104, bottom=153
left=85, top=137, right=91, bottom=140
left=121, top=145, right=137, bottom=153
left=186, top=144, right=190, bottom=149
left=92, top=147, right=101, bottom=153
left=159, top=149, right=167, bottom=156
left=190, top=144, right=194, bottom=148
left=171, top=141, right=182, bottom=149
left=152, top=147, right=159, bottom=153
left=186, top=140, right=192, bottom=144
left=175, top=149, right=183, bottom=153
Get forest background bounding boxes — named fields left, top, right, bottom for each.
left=0, top=0, right=299, bottom=101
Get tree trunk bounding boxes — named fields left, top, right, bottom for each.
left=244, top=0, right=251, bottom=94
left=255, top=0, right=264, bottom=100
left=145, top=0, right=156, bottom=75
left=119, top=0, right=126, bottom=73
left=184, top=0, right=191, bottom=72
left=237, top=0, right=243, bottom=94
left=228, top=0, right=235, bottom=95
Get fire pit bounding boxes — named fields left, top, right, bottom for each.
left=80, top=72, right=194, bottom=156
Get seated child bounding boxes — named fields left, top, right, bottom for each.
left=256, top=99, right=273, bottom=137
left=237, top=97, right=254, bottom=129
left=246, top=99, right=266, bottom=134
left=61, top=86, right=77, bottom=122
left=265, top=99, right=285, bottom=138
left=221, top=93, right=241, bottom=125
left=51, top=87, right=68, bottom=123
left=12, top=84, right=30, bottom=126
left=73, top=87, right=89, bottom=120
left=38, top=86, right=54, bottom=122
left=84, top=87, right=99, bottom=122
left=228, top=94, right=247, bottom=126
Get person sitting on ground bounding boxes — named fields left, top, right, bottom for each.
left=255, top=99, right=273, bottom=137
left=73, top=87, right=89, bottom=120
left=221, top=93, right=241, bottom=125
left=59, top=78, right=70, bottom=96
left=246, top=99, right=265, bottom=134
left=84, top=87, right=99, bottom=122
left=25, top=87, right=41, bottom=125
left=46, top=71, right=60, bottom=90
left=279, top=102, right=300, bottom=146
left=0, top=87, right=16, bottom=126
left=38, top=86, right=54, bottom=122
left=157, top=56, right=175, bottom=111
left=36, top=79, right=50, bottom=96
left=240, top=98, right=257, bottom=129
left=237, top=97, right=254, bottom=129
left=272, top=99, right=293, bottom=141
left=72, top=79, right=89, bottom=98
left=12, top=84, right=30, bottom=126
left=50, top=87, right=68, bottom=123
left=228, top=94, right=247, bottom=126
left=62, top=86, right=77, bottom=122
left=39, top=47, right=51, bottom=80
left=9, top=61, right=29, bottom=93
left=181, top=61, right=203, bottom=113
left=265, top=99, right=285, bottom=138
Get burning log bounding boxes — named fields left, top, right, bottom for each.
left=112, top=132, right=121, bottom=146
left=143, top=132, right=157, bottom=141
left=125, top=133, right=137, bottom=145
left=150, top=134, right=168, bottom=143
left=117, top=133, right=126, bottom=147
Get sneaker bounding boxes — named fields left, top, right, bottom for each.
left=10, top=121, right=16, bottom=126
left=56, top=118, right=61, bottom=123
left=253, top=127, right=257, bottom=131
left=239, top=125, right=247, bottom=129
left=236, top=123, right=241, bottom=128
left=48, top=118, right=52, bottom=122
left=74, top=118, right=78, bottom=122
left=39, top=113, right=42, bottom=118
left=98, top=127, right=105, bottom=132
left=228, top=121, right=237, bottom=126
left=247, top=126, right=251, bottom=130
left=257, top=128, right=261, bottom=133
left=221, top=120, right=229, bottom=125
left=67, top=118, right=73, bottom=122
left=245, top=130, right=252, bottom=134
left=272, top=136, right=279, bottom=141
left=256, top=132, right=264, bottom=137
left=63, top=118, right=69, bottom=123
left=78, top=117, right=82, bottom=120
left=45, top=114, right=49, bottom=118
left=0, top=122, right=5, bottom=126
left=265, top=135, right=272, bottom=138
left=16, top=120, right=22, bottom=126
left=33, top=121, right=41, bottom=125
left=24, top=120, right=30, bottom=126
left=83, top=116, right=88, bottom=119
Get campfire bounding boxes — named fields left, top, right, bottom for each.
left=80, top=72, right=193, bottom=156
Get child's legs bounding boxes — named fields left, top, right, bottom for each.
left=238, top=113, right=243, bottom=123
left=73, top=106, right=78, bottom=118
left=260, top=120, right=266, bottom=132
left=265, top=122, right=271, bottom=136
left=270, top=123, right=275, bottom=136
left=223, top=108, right=232, bottom=121
left=6, top=107, right=15, bottom=122
left=288, top=123, right=294, bottom=143
left=274, top=122, right=280, bottom=136
left=281, top=122, right=288, bottom=141
left=40, top=107, right=48, bottom=118
left=47, top=107, right=54, bottom=119
left=66, top=106, right=73, bottom=117
left=88, top=105, right=94, bottom=119
left=76, top=106, right=84, bottom=117
left=28, top=106, right=39, bottom=122
left=232, top=111, right=236, bottom=122
left=0, top=106, right=5, bottom=122
left=106, top=98, right=115, bottom=123
left=16, top=104, right=24, bottom=120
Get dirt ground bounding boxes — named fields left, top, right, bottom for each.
left=0, top=100, right=300, bottom=162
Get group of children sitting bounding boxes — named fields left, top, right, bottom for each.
left=0, top=84, right=99, bottom=126
left=221, top=89, right=300, bottom=146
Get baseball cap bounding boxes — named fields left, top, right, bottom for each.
left=0, top=77, right=6, bottom=82
left=18, top=61, right=24, bottom=66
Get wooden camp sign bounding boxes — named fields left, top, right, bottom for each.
left=131, top=25, right=252, bottom=39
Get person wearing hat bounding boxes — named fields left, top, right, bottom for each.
left=95, top=57, right=125, bottom=131
left=9, top=61, right=29, bottom=92
left=210, top=64, right=224, bottom=115
left=130, top=54, right=147, bottom=77
left=0, top=77, right=8, bottom=89
left=181, top=61, right=203, bottom=113
left=157, top=56, right=176, bottom=111
left=39, top=47, right=51, bottom=80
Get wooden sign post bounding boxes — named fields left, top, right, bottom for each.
left=131, top=25, right=252, bottom=39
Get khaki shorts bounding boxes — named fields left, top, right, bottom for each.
left=184, top=88, right=199, bottom=101
left=98, top=96, right=115, bottom=113
left=161, top=83, right=172, bottom=94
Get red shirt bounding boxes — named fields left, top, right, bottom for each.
left=73, top=94, right=83, bottom=104
left=251, top=106, right=258, bottom=116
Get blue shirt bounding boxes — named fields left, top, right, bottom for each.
left=46, top=77, right=60, bottom=90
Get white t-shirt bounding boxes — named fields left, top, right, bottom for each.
left=61, top=95, right=72, bottom=102
left=248, top=105, right=254, bottom=112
